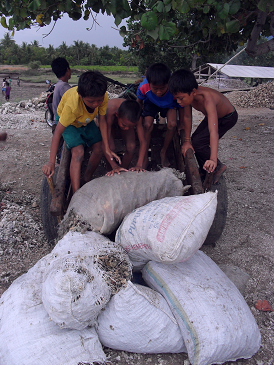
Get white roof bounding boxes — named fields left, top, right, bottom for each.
left=208, top=64, right=274, bottom=79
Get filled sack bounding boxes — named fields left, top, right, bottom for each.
left=42, top=231, right=132, bottom=330
left=0, top=257, right=106, bottom=365
left=116, top=192, right=217, bottom=270
left=60, top=168, right=187, bottom=235
left=142, top=251, right=261, bottom=365
left=96, top=281, right=186, bottom=354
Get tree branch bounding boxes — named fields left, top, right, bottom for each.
left=245, top=9, right=268, bottom=56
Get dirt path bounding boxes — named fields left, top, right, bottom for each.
left=0, top=103, right=273, bottom=364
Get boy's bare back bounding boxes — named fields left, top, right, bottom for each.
left=106, top=98, right=125, bottom=125
left=191, top=86, right=234, bottom=118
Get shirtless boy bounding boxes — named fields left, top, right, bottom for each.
left=169, top=69, right=238, bottom=182
left=104, top=98, right=146, bottom=176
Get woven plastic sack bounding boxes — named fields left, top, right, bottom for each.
left=142, top=251, right=261, bottom=365
left=60, top=168, right=186, bottom=235
left=42, top=231, right=132, bottom=330
left=0, top=257, right=106, bottom=365
left=116, top=192, right=217, bottom=270
left=96, top=281, right=187, bottom=354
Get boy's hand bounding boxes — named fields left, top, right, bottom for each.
left=106, top=150, right=122, bottom=165
left=203, top=159, right=217, bottom=173
left=42, top=162, right=55, bottom=178
left=106, top=167, right=128, bottom=177
left=129, top=166, right=145, bottom=173
left=181, top=141, right=194, bottom=156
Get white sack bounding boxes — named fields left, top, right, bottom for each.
left=0, top=260, right=106, bottom=365
left=116, top=192, right=217, bottom=270
left=97, top=281, right=187, bottom=354
left=42, top=231, right=132, bottom=330
left=142, top=252, right=261, bottom=365
left=62, top=168, right=186, bottom=235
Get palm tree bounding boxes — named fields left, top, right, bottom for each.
left=0, top=32, right=15, bottom=48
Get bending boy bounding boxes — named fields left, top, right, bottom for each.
left=42, top=71, right=111, bottom=193
left=169, top=69, right=238, bottom=182
left=104, top=98, right=146, bottom=176
left=137, top=63, right=179, bottom=167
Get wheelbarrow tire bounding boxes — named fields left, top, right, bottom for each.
left=203, top=174, right=228, bottom=245
left=45, top=109, right=54, bottom=127
left=40, top=167, right=59, bottom=244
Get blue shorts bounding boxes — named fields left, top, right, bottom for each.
left=61, top=120, right=102, bottom=150
left=143, top=99, right=175, bottom=119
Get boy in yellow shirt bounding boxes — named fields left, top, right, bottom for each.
left=42, top=71, right=118, bottom=193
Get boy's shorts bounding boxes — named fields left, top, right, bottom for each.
left=61, top=120, right=102, bottom=150
left=142, top=99, right=171, bottom=119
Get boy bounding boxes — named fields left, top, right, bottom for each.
left=168, top=69, right=238, bottom=182
left=136, top=63, right=179, bottom=167
left=42, top=71, right=114, bottom=194
left=5, top=82, right=10, bottom=101
left=51, top=57, right=71, bottom=125
left=104, top=98, right=146, bottom=176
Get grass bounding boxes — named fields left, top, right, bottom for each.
left=18, top=66, right=140, bottom=85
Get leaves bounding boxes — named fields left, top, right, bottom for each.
left=226, top=19, right=240, bottom=33
left=1, top=16, right=8, bottom=28
left=141, top=11, right=158, bottom=30
left=159, top=21, right=176, bottom=40
left=255, top=299, right=273, bottom=312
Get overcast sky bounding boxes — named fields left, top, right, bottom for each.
left=0, top=13, right=128, bottom=49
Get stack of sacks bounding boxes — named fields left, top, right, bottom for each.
left=0, top=231, right=132, bottom=365
left=60, top=168, right=188, bottom=236
left=97, top=280, right=187, bottom=354
left=142, top=251, right=261, bottom=365
left=116, top=192, right=217, bottom=270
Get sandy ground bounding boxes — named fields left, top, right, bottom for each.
left=0, top=81, right=273, bottom=364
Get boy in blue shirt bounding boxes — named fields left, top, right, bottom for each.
left=137, top=63, right=179, bottom=167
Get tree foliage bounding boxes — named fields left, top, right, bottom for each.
left=0, top=0, right=273, bottom=58
left=0, top=34, right=135, bottom=67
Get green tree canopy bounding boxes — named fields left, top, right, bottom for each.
left=0, top=0, right=273, bottom=57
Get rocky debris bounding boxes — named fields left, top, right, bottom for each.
left=202, top=77, right=250, bottom=90
left=0, top=91, right=48, bottom=115
left=225, top=81, right=274, bottom=108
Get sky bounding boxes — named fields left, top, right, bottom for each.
left=0, top=13, right=128, bottom=49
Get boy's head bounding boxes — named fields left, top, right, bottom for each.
left=78, top=71, right=108, bottom=111
left=146, top=63, right=171, bottom=97
left=116, top=100, right=142, bottom=130
left=168, top=69, right=198, bottom=95
left=168, top=69, right=199, bottom=107
left=51, top=57, right=71, bottom=79
left=6, top=82, right=9, bottom=86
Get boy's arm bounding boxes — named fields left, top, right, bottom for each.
left=179, top=106, right=194, bottom=156
left=42, top=123, right=65, bottom=178
left=129, top=117, right=146, bottom=172
left=103, top=112, right=128, bottom=176
left=98, top=114, right=121, bottom=165
left=203, top=101, right=219, bottom=173
left=137, top=97, right=143, bottom=108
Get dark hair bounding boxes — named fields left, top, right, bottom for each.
left=117, top=100, right=142, bottom=124
left=51, top=57, right=70, bottom=78
left=6, top=82, right=9, bottom=86
left=77, top=71, right=107, bottom=98
left=168, top=69, right=198, bottom=95
left=146, top=63, right=171, bottom=86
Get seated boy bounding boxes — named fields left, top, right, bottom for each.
left=42, top=71, right=111, bottom=194
left=168, top=69, right=238, bottom=182
left=104, top=98, right=146, bottom=176
left=136, top=63, right=179, bottom=167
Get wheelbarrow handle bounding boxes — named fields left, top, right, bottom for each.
left=47, top=176, right=55, bottom=196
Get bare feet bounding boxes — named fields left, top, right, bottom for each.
left=213, top=163, right=227, bottom=184
left=160, top=150, right=170, bottom=167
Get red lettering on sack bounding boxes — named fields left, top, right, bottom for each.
left=156, top=201, right=186, bottom=242
left=124, top=243, right=152, bottom=252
